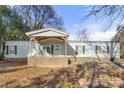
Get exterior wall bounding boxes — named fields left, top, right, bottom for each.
left=39, top=40, right=120, bottom=58
left=5, top=41, right=30, bottom=59
left=67, top=41, right=120, bottom=58
left=4, top=40, right=120, bottom=60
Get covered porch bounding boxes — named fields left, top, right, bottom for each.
left=26, top=28, right=69, bottom=57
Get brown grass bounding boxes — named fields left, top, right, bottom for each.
left=0, top=67, right=58, bottom=88
left=0, top=61, right=124, bottom=88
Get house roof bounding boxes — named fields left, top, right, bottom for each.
left=68, top=40, right=119, bottom=43
left=25, top=28, right=69, bottom=37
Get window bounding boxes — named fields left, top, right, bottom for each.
left=107, top=45, right=110, bottom=54
left=55, top=45, right=59, bottom=51
left=75, top=45, right=85, bottom=55
left=10, top=45, right=15, bottom=54
left=82, top=45, right=85, bottom=54
left=9, top=45, right=17, bottom=55
left=95, top=46, right=102, bottom=54
left=54, top=45, right=60, bottom=55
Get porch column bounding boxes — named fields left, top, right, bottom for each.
left=29, top=37, right=33, bottom=56
left=29, top=38, right=32, bottom=56
left=33, top=38, right=40, bottom=56
left=64, top=38, right=67, bottom=55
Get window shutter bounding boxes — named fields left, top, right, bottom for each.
left=95, top=46, right=98, bottom=54
left=95, top=46, right=102, bottom=54
left=51, top=45, right=54, bottom=55
left=107, top=45, right=109, bottom=54
left=14, top=45, right=17, bottom=55
left=82, top=45, right=85, bottom=54
left=6, top=45, right=9, bottom=55
left=75, top=45, right=78, bottom=55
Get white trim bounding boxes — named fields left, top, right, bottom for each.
left=25, top=28, right=69, bottom=36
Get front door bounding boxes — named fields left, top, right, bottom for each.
left=43, top=45, right=60, bottom=55
left=46, top=45, right=51, bottom=54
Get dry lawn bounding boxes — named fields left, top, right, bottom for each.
left=0, top=61, right=124, bottom=88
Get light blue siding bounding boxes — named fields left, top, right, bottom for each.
left=67, top=41, right=120, bottom=58
left=4, top=40, right=120, bottom=58
left=5, top=41, right=30, bottom=58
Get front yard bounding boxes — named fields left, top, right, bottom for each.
left=0, top=61, right=124, bottom=88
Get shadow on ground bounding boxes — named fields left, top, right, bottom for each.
left=0, top=61, right=124, bottom=88
left=28, top=61, right=124, bottom=88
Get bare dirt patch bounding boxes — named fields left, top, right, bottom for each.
left=0, top=61, right=27, bottom=68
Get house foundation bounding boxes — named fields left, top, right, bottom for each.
left=27, top=56, right=113, bottom=67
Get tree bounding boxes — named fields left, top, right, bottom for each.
left=0, top=5, right=64, bottom=41
left=0, top=5, right=64, bottom=59
left=0, top=6, right=29, bottom=41
left=86, top=5, right=124, bottom=30
left=75, top=28, right=89, bottom=41
left=0, top=5, right=13, bottom=59
left=15, top=5, right=64, bottom=31
left=0, top=6, right=12, bottom=41
left=113, top=25, right=124, bottom=59
left=85, top=6, right=124, bottom=66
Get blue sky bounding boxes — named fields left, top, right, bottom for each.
left=53, top=5, right=117, bottom=41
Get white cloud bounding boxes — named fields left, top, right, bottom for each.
left=89, top=30, right=117, bottom=41
left=68, top=23, right=117, bottom=41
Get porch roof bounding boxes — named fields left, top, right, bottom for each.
left=25, top=28, right=69, bottom=38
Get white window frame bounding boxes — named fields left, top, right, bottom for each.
left=7, top=45, right=17, bottom=55
left=75, top=45, right=85, bottom=55
left=54, top=44, right=61, bottom=55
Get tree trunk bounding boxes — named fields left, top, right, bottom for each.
left=0, top=41, right=5, bottom=60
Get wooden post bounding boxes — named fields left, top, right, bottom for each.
left=33, top=38, right=41, bottom=56
left=64, top=38, right=67, bottom=55
left=30, top=38, right=32, bottom=56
